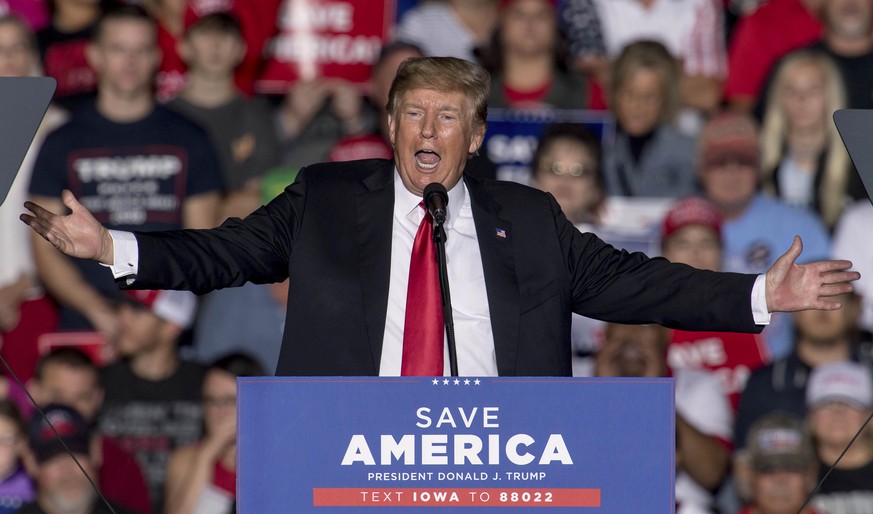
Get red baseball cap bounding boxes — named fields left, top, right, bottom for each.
left=661, top=196, right=722, bottom=242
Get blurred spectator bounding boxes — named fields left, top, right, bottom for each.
left=732, top=292, right=865, bottom=509
left=832, top=200, right=873, bottom=338
left=735, top=292, right=863, bottom=451
left=603, top=41, right=698, bottom=198
left=151, top=0, right=189, bottom=101
left=530, top=123, right=605, bottom=368
left=661, top=197, right=770, bottom=414
left=36, top=0, right=107, bottom=110
left=169, top=11, right=280, bottom=220
left=531, top=123, right=604, bottom=226
left=0, top=401, right=32, bottom=513
left=275, top=74, right=375, bottom=170
left=28, top=5, right=223, bottom=338
left=29, top=348, right=150, bottom=514
left=20, top=404, right=135, bottom=514
left=164, top=353, right=265, bottom=514
left=736, top=413, right=822, bottom=514
left=808, top=0, right=873, bottom=111
left=326, top=41, right=424, bottom=163
left=98, top=289, right=204, bottom=511
left=697, top=111, right=830, bottom=359
left=394, top=0, right=499, bottom=62
left=725, top=0, right=823, bottom=114
left=478, top=0, right=586, bottom=109
left=0, top=14, right=65, bottom=383
left=807, top=361, right=873, bottom=513
left=760, top=49, right=859, bottom=228
left=596, top=323, right=731, bottom=514
left=561, top=0, right=727, bottom=119
left=0, top=0, right=49, bottom=31
left=559, top=0, right=608, bottom=110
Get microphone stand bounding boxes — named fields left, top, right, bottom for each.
left=432, top=219, right=458, bottom=376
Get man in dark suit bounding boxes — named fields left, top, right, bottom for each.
left=22, top=57, right=859, bottom=377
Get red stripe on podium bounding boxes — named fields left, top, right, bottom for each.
left=313, top=487, right=600, bottom=507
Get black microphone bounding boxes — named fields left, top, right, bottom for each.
left=424, top=182, right=448, bottom=225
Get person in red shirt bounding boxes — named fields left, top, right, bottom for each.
left=662, top=196, right=770, bottom=414
left=725, top=0, right=823, bottom=113
left=478, top=0, right=586, bottom=109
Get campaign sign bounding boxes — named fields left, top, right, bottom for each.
left=483, top=108, right=615, bottom=185
left=238, top=377, right=675, bottom=513
left=255, top=0, right=396, bottom=94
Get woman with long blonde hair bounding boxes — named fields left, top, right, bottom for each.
left=760, top=49, right=858, bottom=228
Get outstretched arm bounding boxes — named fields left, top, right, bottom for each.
left=24, top=192, right=119, bottom=340
left=766, top=236, right=860, bottom=312
left=21, top=189, right=114, bottom=265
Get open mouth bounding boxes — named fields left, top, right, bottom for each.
left=415, top=150, right=441, bottom=170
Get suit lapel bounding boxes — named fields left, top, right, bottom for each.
left=465, top=176, right=520, bottom=376
left=356, top=161, right=395, bottom=373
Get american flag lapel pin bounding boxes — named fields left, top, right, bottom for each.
left=495, top=227, right=507, bottom=239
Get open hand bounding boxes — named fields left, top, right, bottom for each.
left=765, top=236, right=860, bottom=312
left=20, top=190, right=114, bottom=265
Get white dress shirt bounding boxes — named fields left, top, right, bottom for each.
left=381, top=173, right=497, bottom=376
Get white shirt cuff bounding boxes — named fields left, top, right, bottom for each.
left=751, top=274, right=770, bottom=326
left=102, top=230, right=139, bottom=285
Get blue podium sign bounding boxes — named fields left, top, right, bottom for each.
left=238, top=377, right=674, bottom=513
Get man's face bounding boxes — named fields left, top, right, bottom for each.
left=824, top=0, right=873, bottom=39
left=0, top=22, right=34, bottom=77
left=182, top=29, right=245, bottom=78
left=662, top=225, right=722, bottom=272
left=809, top=400, right=871, bottom=448
left=37, top=453, right=96, bottom=514
left=793, top=294, right=858, bottom=344
left=115, top=304, right=165, bottom=358
left=35, top=364, right=103, bottom=424
left=388, top=88, right=484, bottom=196
left=595, top=324, right=667, bottom=378
left=700, top=158, right=759, bottom=217
left=87, top=18, right=159, bottom=99
left=751, top=469, right=811, bottom=514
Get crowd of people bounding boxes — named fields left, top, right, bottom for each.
left=0, top=0, right=872, bottom=513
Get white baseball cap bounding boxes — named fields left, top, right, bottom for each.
left=122, top=289, right=197, bottom=329
left=806, top=361, right=873, bottom=409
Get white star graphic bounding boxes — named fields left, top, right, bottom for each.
left=443, top=379, right=450, bottom=385
left=432, top=379, right=439, bottom=385
left=453, top=379, right=460, bottom=385
left=464, top=379, right=470, bottom=385
left=474, top=379, right=481, bottom=385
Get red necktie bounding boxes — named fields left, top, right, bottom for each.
left=401, top=203, right=444, bottom=376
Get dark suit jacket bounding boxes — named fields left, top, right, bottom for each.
left=127, top=159, right=761, bottom=376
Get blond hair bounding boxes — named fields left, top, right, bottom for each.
left=760, top=49, right=850, bottom=227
